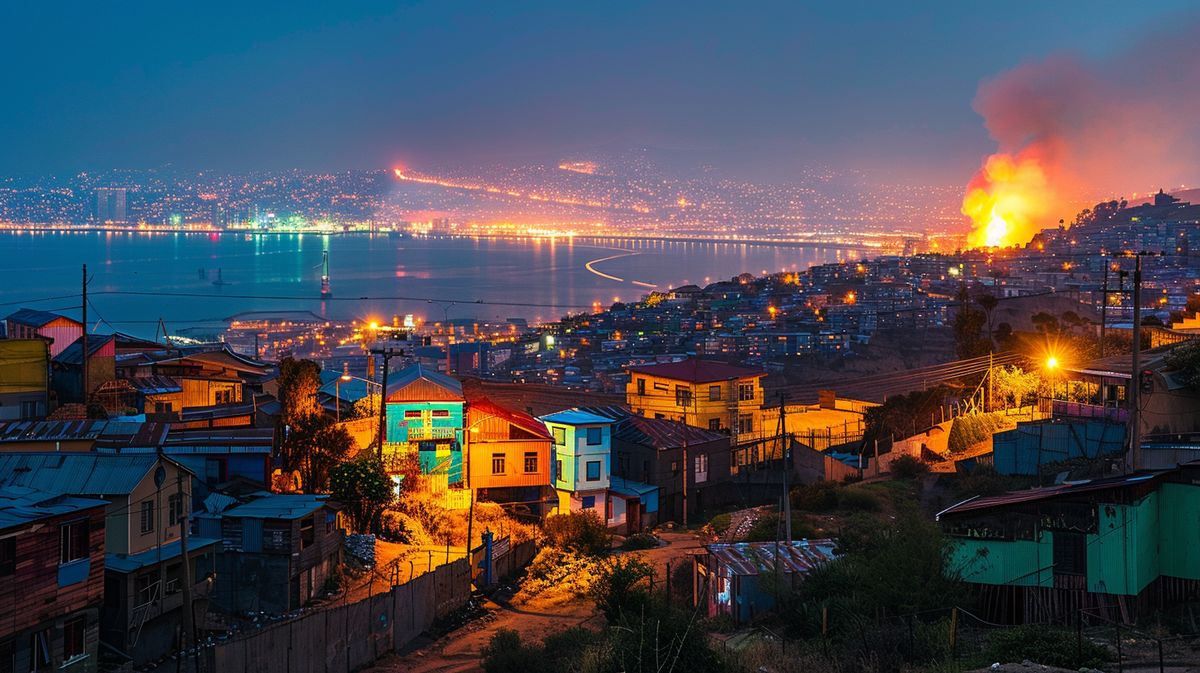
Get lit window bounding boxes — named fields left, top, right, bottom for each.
left=523, top=452, right=538, bottom=473
left=552, top=426, right=567, bottom=446
left=709, top=385, right=721, bottom=401
left=737, top=383, right=755, bottom=401
left=431, top=409, right=450, bottom=417
left=404, top=410, right=421, bottom=418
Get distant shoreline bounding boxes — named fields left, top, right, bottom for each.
left=0, top=225, right=891, bottom=252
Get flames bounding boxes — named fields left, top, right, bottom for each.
left=962, top=150, right=1056, bottom=249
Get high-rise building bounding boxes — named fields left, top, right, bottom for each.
left=94, top=187, right=127, bottom=224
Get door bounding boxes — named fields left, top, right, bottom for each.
left=628, top=498, right=641, bottom=533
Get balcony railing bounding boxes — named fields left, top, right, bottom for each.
left=405, top=426, right=458, bottom=441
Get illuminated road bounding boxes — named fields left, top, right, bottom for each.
left=583, top=252, right=658, bottom=288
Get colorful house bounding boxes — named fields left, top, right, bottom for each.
left=939, top=464, right=1200, bottom=624
left=464, top=392, right=555, bottom=515
left=383, top=364, right=466, bottom=491
left=539, top=408, right=614, bottom=517
left=695, top=539, right=838, bottom=623
left=625, top=358, right=765, bottom=443
left=0, top=338, right=50, bottom=421
left=0, top=487, right=109, bottom=673
left=4, top=308, right=83, bottom=358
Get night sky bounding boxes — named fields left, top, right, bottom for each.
left=2, top=1, right=1194, bottom=182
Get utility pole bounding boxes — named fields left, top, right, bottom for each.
left=778, top=392, right=791, bottom=544
left=1127, top=254, right=1144, bottom=473
left=177, top=474, right=195, bottom=663
left=987, top=351, right=994, bottom=413
left=1100, top=260, right=1109, bottom=358
left=370, top=347, right=404, bottom=460
left=81, top=265, right=88, bottom=406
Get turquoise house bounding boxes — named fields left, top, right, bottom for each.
left=939, top=464, right=1200, bottom=624
left=383, top=364, right=465, bottom=488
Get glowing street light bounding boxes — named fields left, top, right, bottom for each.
left=1046, top=356, right=1059, bottom=371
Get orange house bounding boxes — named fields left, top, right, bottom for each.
left=464, top=392, right=555, bottom=515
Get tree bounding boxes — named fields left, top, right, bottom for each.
left=1031, top=311, right=1061, bottom=334
left=952, top=286, right=989, bottom=359
left=330, top=455, right=394, bottom=533
left=278, top=357, right=323, bottom=472
left=991, top=365, right=1039, bottom=408
left=350, top=393, right=381, bottom=420
left=288, top=414, right=356, bottom=492
left=977, top=293, right=999, bottom=349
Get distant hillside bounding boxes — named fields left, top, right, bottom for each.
left=1127, top=188, right=1200, bottom=206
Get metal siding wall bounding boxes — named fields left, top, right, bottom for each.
left=1087, top=492, right=1159, bottom=596
left=1160, top=482, right=1200, bottom=580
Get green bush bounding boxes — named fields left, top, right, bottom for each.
left=837, top=487, right=881, bottom=512
left=890, top=454, right=929, bottom=479
left=984, top=625, right=1109, bottom=669
left=482, top=627, right=602, bottom=673
left=590, top=555, right=654, bottom=622
left=948, top=412, right=1013, bottom=453
left=791, top=481, right=840, bottom=512
left=745, top=513, right=817, bottom=542
left=543, top=510, right=611, bottom=556
left=620, top=532, right=659, bottom=550
left=706, top=512, right=732, bottom=537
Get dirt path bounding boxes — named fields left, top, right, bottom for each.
left=366, top=530, right=707, bottom=673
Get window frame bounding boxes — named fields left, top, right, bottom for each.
left=63, top=616, right=87, bottom=662
left=59, top=519, right=89, bottom=565
left=585, top=460, right=602, bottom=481
left=139, top=499, right=155, bottom=535
left=585, top=426, right=602, bottom=446
left=708, top=385, right=721, bottom=401
left=491, top=453, right=506, bottom=475
left=523, top=452, right=538, bottom=474
left=552, top=426, right=567, bottom=446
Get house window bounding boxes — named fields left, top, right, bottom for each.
left=300, top=516, right=315, bottom=550
left=404, top=410, right=422, bottom=418
left=675, top=386, right=692, bottom=408
left=653, top=382, right=669, bottom=392
left=0, top=538, right=13, bottom=576
left=30, top=629, right=50, bottom=672
left=695, top=454, right=709, bottom=484
left=139, top=500, right=155, bottom=534
left=586, top=427, right=602, bottom=445
left=636, top=378, right=646, bottom=395
left=708, top=385, right=721, bottom=401
left=708, top=418, right=721, bottom=431
left=491, top=453, right=506, bottom=475
left=168, top=493, right=183, bottom=528
left=586, top=461, right=601, bottom=481
left=552, top=426, right=567, bottom=446
left=63, top=616, right=86, bottom=661
left=737, top=383, right=755, bottom=401
left=555, top=459, right=563, bottom=482
left=1053, top=531, right=1087, bottom=575
left=60, top=520, right=88, bottom=564
left=19, top=400, right=40, bottom=418
left=134, top=573, right=156, bottom=605
left=432, top=409, right=450, bottom=417
left=737, top=414, right=754, bottom=435
left=523, top=452, right=538, bottom=473
left=581, top=496, right=596, bottom=509
left=205, top=458, right=223, bottom=484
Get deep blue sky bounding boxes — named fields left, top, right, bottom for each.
left=1, top=1, right=1194, bottom=182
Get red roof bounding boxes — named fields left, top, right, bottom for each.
left=465, top=390, right=552, bottom=440
left=627, top=358, right=764, bottom=383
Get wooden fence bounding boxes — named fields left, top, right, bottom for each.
left=202, top=540, right=537, bottom=673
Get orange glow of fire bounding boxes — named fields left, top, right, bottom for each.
left=962, top=152, right=1052, bottom=249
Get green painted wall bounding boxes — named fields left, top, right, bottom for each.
left=1160, top=483, right=1200, bottom=580
left=1087, top=492, right=1159, bottom=596
left=949, top=535, right=1054, bottom=588
left=548, top=422, right=577, bottom=489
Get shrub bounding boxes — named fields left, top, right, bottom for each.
left=791, top=481, right=840, bottom=512
left=482, top=629, right=534, bottom=673
left=706, top=512, right=733, bottom=537
left=948, top=412, right=1013, bottom=453
left=984, top=625, right=1109, bottom=669
left=621, top=532, right=659, bottom=550
left=590, top=555, right=654, bottom=622
left=889, top=454, right=929, bottom=479
left=746, top=513, right=817, bottom=542
left=543, top=510, right=611, bottom=556
left=836, top=487, right=880, bottom=512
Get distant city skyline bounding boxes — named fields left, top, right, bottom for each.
left=2, top=1, right=1197, bottom=186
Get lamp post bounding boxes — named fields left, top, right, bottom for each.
left=335, top=362, right=352, bottom=423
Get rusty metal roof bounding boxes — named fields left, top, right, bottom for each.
left=705, top=539, right=838, bottom=576
left=627, top=357, right=764, bottom=383
left=936, top=470, right=1167, bottom=519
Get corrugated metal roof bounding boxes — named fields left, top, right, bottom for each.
left=0, top=453, right=166, bottom=496
left=627, top=358, right=764, bottom=383
left=613, top=414, right=728, bottom=450
left=5, top=308, right=77, bottom=328
left=0, top=486, right=108, bottom=531
left=106, top=537, right=219, bottom=574
left=220, top=494, right=332, bottom=520
left=52, top=334, right=115, bottom=365
left=539, top=408, right=617, bottom=426
left=936, top=470, right=1168, bottom=518
left=126, top=375, right=182, bottom=394
left=386, top=363, right=463, bottom=401
left=705, top=539, right=838, bottom=576
left=609, top=476, right=657, bottom=498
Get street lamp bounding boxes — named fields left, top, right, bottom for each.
left=335, top=362, right=352, bottom=423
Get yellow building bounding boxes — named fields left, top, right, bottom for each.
left=0, top=338, right=50, bottom=420
left=625, top=358, right=765, bottom=443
